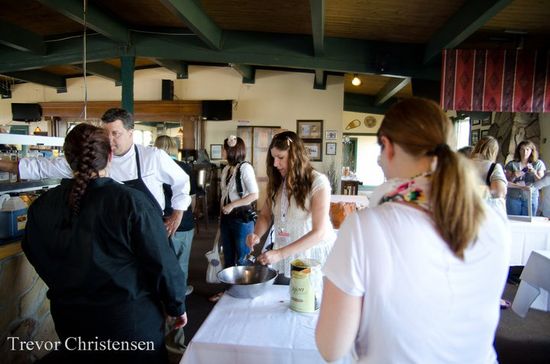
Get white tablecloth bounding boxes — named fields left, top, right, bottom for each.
left=180, top=285, right=351, bottom=364
left=508, top=217, right=550, bottom=265
left=511, top=250, right=550, bottom=317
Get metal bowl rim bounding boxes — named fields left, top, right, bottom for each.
left=217, top=265, right=278, bottom=286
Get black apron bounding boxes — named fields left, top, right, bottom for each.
left=123, top=145, right=163, bottom=215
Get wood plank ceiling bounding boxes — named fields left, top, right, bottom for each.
left=0, top=0, right=548, bottom=109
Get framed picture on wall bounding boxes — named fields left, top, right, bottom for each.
left=470, top=129, right=480, bottom=145
left=297, top=120, right=323, bottom=139
left=481, top=118, right=491, bottom=126
left=472, top=119, right=481, bottom=126
left=325, top=130, right=337, bottom=140
left=303, top=141, right=322, bottom=161
left=326, top=142, right=337, bottom=155
left=210, top=144, right=223, bottom=160
left=481, top=129, right=489, bottom=138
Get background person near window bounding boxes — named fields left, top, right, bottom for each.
left=504, top=140, right=545, bottom=216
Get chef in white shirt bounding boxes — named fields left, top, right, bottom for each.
left=1, top=108, right=190, bottom=236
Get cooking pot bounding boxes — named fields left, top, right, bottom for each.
left=217, top=265, right=277, bottom=298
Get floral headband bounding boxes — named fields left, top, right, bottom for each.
left=227, top=135, right=237, bottom=147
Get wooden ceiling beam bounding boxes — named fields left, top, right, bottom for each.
left=3, top=70, right=66, bottom=91
left=0, top=33, right=440, bottom=81
left=0, top=36, right=120, bottom=73
left=74, top=62, right=121, bottom=85
left=37, top=0, right=129, bottom=43
left=309, top=0, right=325, bottom=57
left=0, top=21, right=46, bottom=54
left=313, top=69, right=326, bottom=90
left=423, top=0, right=513, bottom=64
left=230, top=64, right=255, bottom=84
left=154, top=59, right=189, bottom=79
left=375, top=77, right=410, bottom=105
left=159, top=0, right=222, bottom=50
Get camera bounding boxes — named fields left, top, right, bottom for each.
left=243, top=209, right=257, bottom=223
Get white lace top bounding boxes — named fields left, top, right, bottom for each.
left=271, top=170, right=336, bottom=277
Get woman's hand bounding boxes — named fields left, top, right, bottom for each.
left=246, top=233, right=260, bottom=249
left=222, top=203, right=234, bottom=215
left=257, top=249, right=283, bottom=265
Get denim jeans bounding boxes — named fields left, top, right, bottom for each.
left=506, top=189, right=538, bottom=216
left=220, top=214, right=254, bottom=267
left=171, top=229, right=194, bottom=282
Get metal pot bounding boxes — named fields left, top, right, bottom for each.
left=217, top=265, right=277, bottom=298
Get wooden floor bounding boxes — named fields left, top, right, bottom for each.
left=171, top=221, right=550, bottom=364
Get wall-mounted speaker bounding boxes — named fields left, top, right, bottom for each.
left=162, top=79, right=174, bottom=101
left=11, top=103, right=42, bottom=121
left=202, top=100, right=233, bottom=121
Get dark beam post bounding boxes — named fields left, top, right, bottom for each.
left=120, top=56, right=135, bottom=113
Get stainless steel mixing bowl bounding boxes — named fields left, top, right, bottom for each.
left=217, top=265, right=278, bottom=298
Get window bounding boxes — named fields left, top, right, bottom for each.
left=454, top=116, right=471, bottom=149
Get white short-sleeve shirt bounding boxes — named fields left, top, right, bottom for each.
left=323, top=203, right=510, bottom=364
left=220, top=162, right=259, bottom=204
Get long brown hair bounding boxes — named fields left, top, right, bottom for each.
left=513, top=140, right=539, bottom=163
left=64, top=123, right=111, bottom=215
left=266, top=131, right=314, bottom=210
left=378, top=98, right=485, bottom=259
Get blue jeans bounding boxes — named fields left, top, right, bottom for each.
left=171, top=229, right=194, bottom=282
left=506, top=189, right=538, bottom=216
left=220, top=215, right=254, bottom=267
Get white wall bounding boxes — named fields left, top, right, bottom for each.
left=0, top=66, right=345, bottom=176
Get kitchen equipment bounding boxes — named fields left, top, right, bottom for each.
left=246, top=242, right=274, bottom=264
left=217, top=265, right=277, bottom=298
left=0, top=195, right=28, bottom=241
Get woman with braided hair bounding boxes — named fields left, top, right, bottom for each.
left=316, top=98, right=510, bottom=363
left=23, top=123, right=187, bottom=363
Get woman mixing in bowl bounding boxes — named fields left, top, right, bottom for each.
left=247, top=131, right=335, bottom=284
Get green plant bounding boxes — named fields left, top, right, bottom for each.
left=324, top=161, right=338, bottom=194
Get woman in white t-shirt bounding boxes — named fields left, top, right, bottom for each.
left=316, top=98, right=511, bottom=363
left=219, top=136, right=259, bottom=267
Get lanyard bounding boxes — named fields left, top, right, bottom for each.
left=279, top=180, right=289, bottom=227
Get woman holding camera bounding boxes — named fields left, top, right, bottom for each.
left=505, top=140, right=545, bottom=215
left=219, top=136, right=259, bottom=267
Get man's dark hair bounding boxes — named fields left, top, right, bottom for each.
left=101, top=108, right=134, bottom=130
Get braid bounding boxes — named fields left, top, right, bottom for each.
left=64, top=123, right=111, bottom=215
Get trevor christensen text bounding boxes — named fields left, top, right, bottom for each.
left=8, top=336, right=155, bottom=352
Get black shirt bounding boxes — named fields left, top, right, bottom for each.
left=23, top=177, right=186, bottom=316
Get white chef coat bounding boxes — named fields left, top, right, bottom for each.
left=19, top=144, right=191, bottom=211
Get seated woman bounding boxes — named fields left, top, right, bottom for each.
left=316, top=98, right=510, bottom=363
left=247, top=131, right=335, bottom=284
left=23, top=124, right=187, bottom=363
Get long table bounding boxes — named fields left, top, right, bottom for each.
left=509, top=217, right=550, bottom=266
left=180, top=285, right=351, bottom=364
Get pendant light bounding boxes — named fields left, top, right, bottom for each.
left=351, top=74, right=362, bottom=86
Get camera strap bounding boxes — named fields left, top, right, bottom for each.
left=235, top=161, right=250, bottom=198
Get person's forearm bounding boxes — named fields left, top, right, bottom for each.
left=229, top=193, right=258, bottom=208
left=253, top=213, right=271, bottom=238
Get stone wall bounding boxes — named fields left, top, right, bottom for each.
left=0, top=252, right=57, bottom=363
